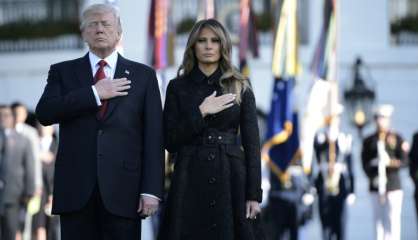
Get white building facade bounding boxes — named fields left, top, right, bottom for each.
left=0, top=1, right=417, bottom=238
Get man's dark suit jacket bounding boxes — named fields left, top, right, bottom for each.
left=35, top=53, right=164, bottom=219
left=0, top=130, right=35, bottom=207
left=0, top=129, right=6, bottom=214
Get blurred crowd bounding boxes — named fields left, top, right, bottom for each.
left=0, top=100, right=417, bottom=240
left=0, top=103, right=59, bottom=240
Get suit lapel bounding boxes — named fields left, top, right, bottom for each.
left=75, top=53, right=94, bottom=87
left=103, top=54, right=131, bottom=120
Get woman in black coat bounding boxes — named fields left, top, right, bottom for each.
left=158, top=19, right=263, bottom=240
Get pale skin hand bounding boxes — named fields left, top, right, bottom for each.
left=199, top=91, right=236, bottom=117
left=137, top=195, right=159, bottom=218
left=40, top=151, right=54, bottom=164
left=94, top=77, right=131, bottom=100
left=246, top=200, right=261, bottom=219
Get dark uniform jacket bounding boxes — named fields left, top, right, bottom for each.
left=314, top=132, right=355, bottom=197
left=35, top=53, right=164, bottom=219
left=361, top=131, right=407, bottom=192
left=158, top=67, right=262, bottom=240
left=314, top=132, right=354, bottom=238
left=409, top=132, right=418, bottom=193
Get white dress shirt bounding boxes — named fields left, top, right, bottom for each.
left=89, top=50, right=118, bottom=106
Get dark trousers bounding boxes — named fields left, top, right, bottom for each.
left=318, top=195, right=346, bottom=240
left=0, top=203, right=20, bottom=240
left=263, top=198, right=299, bottom=240
left=60, top=185, right=140, bottom=240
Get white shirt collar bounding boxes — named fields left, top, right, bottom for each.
left=15, top=123, right=23, bottom=132
left=88, top=50, right=118, bottom=73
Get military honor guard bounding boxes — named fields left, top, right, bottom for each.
left=361, top=104, right=407, bottom=240
left=263, top=160, right=314, bottom=240
left=314, top=104, right=355, bottom=240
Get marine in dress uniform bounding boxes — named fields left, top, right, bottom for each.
left=314, top=107, right=355, bottom=240
left=361, top=104, right=407, bottom=240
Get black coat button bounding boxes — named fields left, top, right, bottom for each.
left=209, top=177, right=216, bottom=184
left=210, top=200, right=216, bottom=207
left=98, top=130, right=103, bottom=135
left=208, top=153, right=215, bottom=161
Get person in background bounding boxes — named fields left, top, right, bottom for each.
left=35, top=3, right=164, bottom=240
left=32, top=124, right=59, bottom=240
left=0, top=105, right=35, bottom=240
left=409, top=131, right=418, bottom=228
left=11, top=102, right=42, bottom=240
left=262, top=159, right=314, bottom=240
left=0, top=120, right=6, bottom=220
left=158, top=19, right=263, bottom=240
left=11, top=102, right=42, bottom=195
left=361, top=104, right=408, bottom=240
left=314, top=104, right=355, bottom=240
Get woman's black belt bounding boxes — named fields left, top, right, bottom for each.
left=196, top=131, right=239, bottom=145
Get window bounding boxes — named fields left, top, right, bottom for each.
left=389, top=0, right=418, bottom=45
left=0, top=0, right=83, bottom=52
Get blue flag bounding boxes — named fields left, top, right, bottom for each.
left=263, top=77, right=300, bottom=183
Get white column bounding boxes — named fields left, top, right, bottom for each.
left=116, top=0, right=151, bottom=63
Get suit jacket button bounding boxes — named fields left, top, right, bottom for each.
left=98, top=130, right=103, bottom=135
left=210, top=200, right=216, bottom=207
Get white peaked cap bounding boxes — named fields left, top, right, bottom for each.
left=374, top=104, right=394, bottom=118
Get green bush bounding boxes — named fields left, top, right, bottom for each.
left=255, top=12, right=273, bottom=32
left=391, top=15, right=418, bottom=34
left=176, top=17, right=196, bottom=34
left=0, top=20, right=80, bottom=40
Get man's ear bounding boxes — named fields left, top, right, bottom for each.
left=118, top=27, right=123, bottom=39
left=81, top=31, right=87, bottom=43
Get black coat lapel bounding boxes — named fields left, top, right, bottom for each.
left=103, top=54, right=131, bottom=120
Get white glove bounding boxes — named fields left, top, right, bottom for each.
left=302, top=193, right=315, bottom=206
left=346, top=193, right=356, bottom=206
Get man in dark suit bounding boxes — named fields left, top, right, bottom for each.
left=0, top=121, right=6, bottom=215
left=0, top=105, right=35, bottom=240
left=35, top=3, right=164, bottom=240
left=410, top=132, right=418, bottom=226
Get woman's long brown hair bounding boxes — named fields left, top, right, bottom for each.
left=177, top=19, right=249, bottom=103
